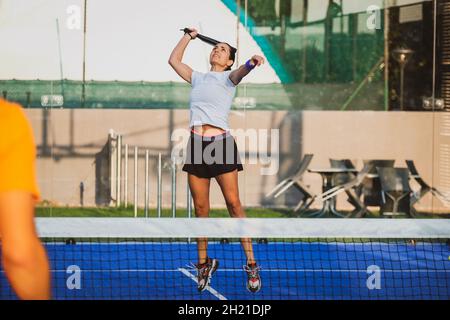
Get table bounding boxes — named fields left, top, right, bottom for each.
left=307, top=168, right=358, bottom=218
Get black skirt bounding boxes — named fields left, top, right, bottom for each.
left=182, top=131, right=243, bottom=178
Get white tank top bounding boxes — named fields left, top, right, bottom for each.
left=189, top=70, right=237, bottom=130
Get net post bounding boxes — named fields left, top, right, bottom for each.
left=157, top=153, right=162, bottom=218
left=145, top=150, right=149, bottom=218
left=134, top=146, right=138, bottom=218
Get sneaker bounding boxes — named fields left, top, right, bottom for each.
left=196, top=257, right=219, bottom=292
left=244, top=263, right=261, bottom=293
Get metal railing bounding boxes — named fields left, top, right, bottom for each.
left=108, top=130, right=192, bottom=218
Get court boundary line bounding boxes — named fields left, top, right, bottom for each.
left=178, top=268, right=227, bottom=300
left=1, top=268, right=446, bottom=274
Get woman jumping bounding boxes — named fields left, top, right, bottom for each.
left=168, top=27, right=264, bottom=293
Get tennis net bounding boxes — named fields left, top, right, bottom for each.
left=1, top=218, right=449, bottom=300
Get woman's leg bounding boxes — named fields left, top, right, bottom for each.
left=188, top=173, right=211, bottom=264
left=215, top=170, right=256, bottom=265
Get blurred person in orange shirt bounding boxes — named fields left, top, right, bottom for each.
left=0, top=99, right=50, bottom=299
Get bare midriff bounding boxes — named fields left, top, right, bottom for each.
left=191, top=124, right=226, bottom=137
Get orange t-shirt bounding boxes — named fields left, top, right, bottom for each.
left=0, top=99, right=40, bottom=199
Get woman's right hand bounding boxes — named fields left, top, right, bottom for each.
left=185, top=27, right=198, bottom=39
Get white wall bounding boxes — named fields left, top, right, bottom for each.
left=0, top=0, right=279, bottom=83
left=25, top=108, right=450, bottom=214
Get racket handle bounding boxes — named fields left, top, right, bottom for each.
left=180, top=28, right=219, bottom=45
left=197, top=34, right=220, bottom=46
left=180, top=28, right=236, bottom=52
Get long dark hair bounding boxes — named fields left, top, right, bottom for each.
left=223, top=43, right=237, bottom=71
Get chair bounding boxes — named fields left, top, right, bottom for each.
left=362, top=160, right=395, bottom=207
left=330, top=159, right=357, bottom=184
left=406, top=160, right=450, bottom=208
left=329, top=159, right=362, bottom=207
left=330, top=159, right=356, bottom=169
left=266, top=154, right=316, bottom=212
left=320, top=163, right=372, bottom=217
left=377, top=167, right=413, bottom=217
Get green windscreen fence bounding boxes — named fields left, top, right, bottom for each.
left=0, top=78, right=385, bottom=110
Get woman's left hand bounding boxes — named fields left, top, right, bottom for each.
left=251, top=55, right=265, bottom=67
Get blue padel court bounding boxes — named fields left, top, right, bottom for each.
left=1, top=241, right=449, bottom=300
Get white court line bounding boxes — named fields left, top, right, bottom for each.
left=214, top=269, right=450, bottom=273
left=178, top=268, right=227, bottom=301
left=0, top=269, right=179, bottom=274
left=50, top=269, right=179, bottom=273
left=2, top=269, right=448, bottom=274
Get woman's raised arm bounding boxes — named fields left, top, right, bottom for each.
left=168, top=28, right=198, bottom=83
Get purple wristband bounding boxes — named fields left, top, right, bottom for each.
left=245, top=59, right=256, bottom=71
